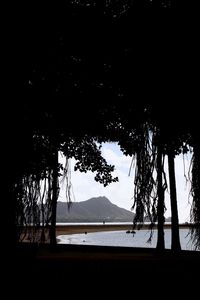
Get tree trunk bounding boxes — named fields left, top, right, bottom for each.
left=190, top=137, right=200, bottom=250
left=168, top=149, right=181, bottom=251
left=156, top=143, right=165, bottom=251
left=49, top=149, right=59, bottom=246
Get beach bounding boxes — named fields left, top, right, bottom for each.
left=20, top=223, right=191, bottom=245
left=56, top=223, right=135, bottom=235
left=55, top=223, right=190, bottom=236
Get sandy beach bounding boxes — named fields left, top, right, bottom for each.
left=55, top=223, right=190, bottom=236
left=56, top=223, right=135, bottom=236
left=20, top=223, right=191, bottom=244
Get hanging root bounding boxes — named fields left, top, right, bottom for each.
left=131, top=125, right=158, bottom=239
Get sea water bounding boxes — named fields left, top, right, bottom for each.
left=57, top=228, right=198, bottom=251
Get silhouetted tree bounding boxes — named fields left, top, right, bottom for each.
left=49, top=142, right=59, bottom=246
left=167, top=145, right=181, bottom=251
left=155, top=137, right=166, bottom=251
left=9, top=0, right=200, bottom=252
left=190, top=136, right=200, bottom=250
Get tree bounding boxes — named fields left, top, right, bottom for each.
left=190, top=135, right=200, bottom=250
left=156, top=138, right=166, bottom=251
left=167, top=146, right=181, bottom=251
left=9, top=0, right=200, bottom=251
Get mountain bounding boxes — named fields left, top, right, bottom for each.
left=56, top=196, right=134, bottom=222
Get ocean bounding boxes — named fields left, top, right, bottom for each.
left=57, top=228, right=198, bottom=251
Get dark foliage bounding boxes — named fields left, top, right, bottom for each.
left=7, top=0, right=200, bottom=249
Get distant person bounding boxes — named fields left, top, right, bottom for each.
left=103, top=221, right=105, bottom=225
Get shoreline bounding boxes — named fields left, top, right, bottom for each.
left=19, top=223, right=192, bottom=243
left=55, top=223, right=191, bottom=236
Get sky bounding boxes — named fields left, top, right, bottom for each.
left=58, top=142, right=192, bottom=223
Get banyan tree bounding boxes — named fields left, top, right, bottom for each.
left=8, top=0, right=200, bottom=251
left=12, top=107, right=119, bottom=245
left=9, top=100, right=200, bottom=251
left=106, top=101, right=200, bottom=251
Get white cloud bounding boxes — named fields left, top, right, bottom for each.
left=101, top=144, right=132, bottom=172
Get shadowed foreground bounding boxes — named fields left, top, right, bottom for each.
left=8, top=243, right=200, bottom=298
